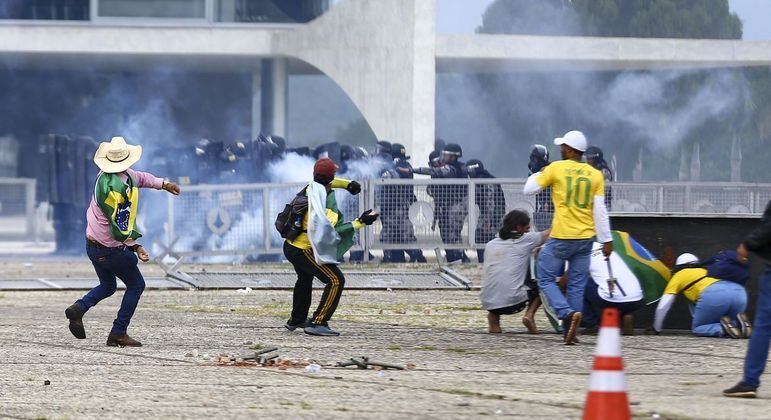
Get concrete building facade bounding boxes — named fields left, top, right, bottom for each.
left=3, top=0, right=771, bottom=163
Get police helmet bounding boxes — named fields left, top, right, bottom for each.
left=268, top=135, right=286, bottom=155
left=585, top=146, right=604, bottom=166
left=528, top=144, right=550, bottom=173
left=228, top=141, right=248, bottom=157
left=391, top=143, right=409, bottom=159
left=466, top=159, right=484, bottom=177
left=429, top=150, right=441, bottom=165
left=340, top=144, right=354, bottom=161
left=441, top=143, right=462, bottom=165
left=195, top=138, right=211, bottom=156
left=375, top=140, right=392, bottom=156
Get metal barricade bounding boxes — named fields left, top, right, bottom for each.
left=0, top=178, right=36, bottom=240
left=166, top=182, right=363, bottom=259
left=163, top=179, right=771, bottom=260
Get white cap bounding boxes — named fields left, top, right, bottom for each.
left=675, top=253, right=699, bottom=265
left=554, top=130, right=587, bottom=152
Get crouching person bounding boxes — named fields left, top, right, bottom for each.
left=284, top=158, right=378, bottom=336
left=653, top=253, right=750, bottom=338
left=480, top=210, right=550, bottom=333
left=582, top=239, right=644, bottom=334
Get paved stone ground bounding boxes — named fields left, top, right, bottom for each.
left=0, top=286, right=768, bottom=419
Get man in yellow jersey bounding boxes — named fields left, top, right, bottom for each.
left=283, top=158, right=379, bottom=336
left=523, top=130, right=612, bottom=345
left=653, top=253, right=749, bottom=338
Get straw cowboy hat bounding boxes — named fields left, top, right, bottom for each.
left=94, top=136, right=142, bottom=173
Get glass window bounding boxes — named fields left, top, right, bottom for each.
left=98, top=0, right=206, bottom=18
left=215, top=0, right=328, bottom=23
left=0, top=0, right=89, bottom=20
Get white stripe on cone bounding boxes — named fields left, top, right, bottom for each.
left=588, top=371, right=627, bottom=392
left=596, top=327, right=621, bottom=357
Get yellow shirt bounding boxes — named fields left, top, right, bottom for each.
left=535, top=160, right=605, bottom=239
left=664, top=267, right=718, bottom=303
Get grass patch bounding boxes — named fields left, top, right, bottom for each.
left=387, top=345, right=401, bottom=350
left=249, top=343, right=264, bottom=350
left=446, top=347, right=469, bottom=353
left=416, top=345, right=437, bottom=351
left=279, top=401, right=293, bottom=406
left=298, top=401, right=312, bottom=410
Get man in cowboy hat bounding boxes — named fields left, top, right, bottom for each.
left=64, top=136, right=180, bottom=347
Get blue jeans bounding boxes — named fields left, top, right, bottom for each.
left=536, top=238, right=593, bottom=320
left=743, top=264, right=771, bottom=387
left=582, top=280, right=642, bottom=328
left=75, top=244, right=145, bottom=334
left=692, top=280, right=747, bottom=337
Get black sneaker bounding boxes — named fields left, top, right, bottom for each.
left=723, top=382, right=757, bottom=398
left=720, top=316, right=742, bottom=339
left=737, top=313, right=752, bottom=339
left=563, top=312, right=582, bottom=345
left=284, top=318, right=310, bottom=331
left=65, top=303, right=86, bottom=339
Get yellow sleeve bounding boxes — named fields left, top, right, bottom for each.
left=330, top=178, right=351, bottom=189
left=535, top=163, right=554, bottom=188
left=325, top=208, right=340, bottom=225
left=663, top=274, right=682, bottom=295
left=352, top=220, right=365, bottom=229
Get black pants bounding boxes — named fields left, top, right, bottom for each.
left=284, top=241, right=346, bottom=326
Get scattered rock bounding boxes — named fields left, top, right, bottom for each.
left=44, top=380, right=50, bottom=386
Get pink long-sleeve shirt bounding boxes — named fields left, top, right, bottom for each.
left=86, top=168, right=164, bottom=247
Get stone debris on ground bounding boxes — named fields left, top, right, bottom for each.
left=0, top=287, right=768, bottom=419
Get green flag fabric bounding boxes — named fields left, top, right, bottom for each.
left=611, top=230, right=670, bottom=305
left=95, top=172, right=142, bottom=242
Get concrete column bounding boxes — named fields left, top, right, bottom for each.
left=251, top=66, right=261, bottom=141
left=259, top=58, right=288, bottom=137
left=273, top=0, right=437, bottom=164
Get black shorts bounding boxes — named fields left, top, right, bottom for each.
left=524, top=276, right=539, bottom=302
left=488, top=300, right=528, bottom=315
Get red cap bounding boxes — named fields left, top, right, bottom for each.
left=313, top=158, right=337, bottom=183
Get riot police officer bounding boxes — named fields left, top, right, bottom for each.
left=467, top=159, right=505, bottom=263
left=585, top=146, right=613, bottom=210
left=379, top=143, right=426, bottom=263
left=528, top=144, right=553, bottom=231
left=415, top=143, right=469, bottom=263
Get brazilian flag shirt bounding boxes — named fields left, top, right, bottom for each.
left=86, top=169, right=164, bottom=247
left=535, top=160, right=605, bottom=239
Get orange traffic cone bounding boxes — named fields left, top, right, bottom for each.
left=583, top=308, right=631, bottom=420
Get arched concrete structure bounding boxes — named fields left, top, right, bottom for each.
left=3, top=0, right=771, bottom=163
left=272, top=0, right=437, bottom=164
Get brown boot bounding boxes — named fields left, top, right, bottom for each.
left=65, top=304, right=86, bottom=339
left=106, top=332, right=142, bottom=347
left=622, top=314, right=635, bottom=336
left=487, top=312, right=502, bottom=333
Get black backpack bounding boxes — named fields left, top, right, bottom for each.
left=275, top=188, right=309, bottom=240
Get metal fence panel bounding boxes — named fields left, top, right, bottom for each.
left=0, top=178, right=36, bottom=239
left=168, top=182, right=363, bottom=259
left=164, top=179, right=770, bottom=259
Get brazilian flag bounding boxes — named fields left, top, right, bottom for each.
left=95, top=172, right=142, bottom=242
left=611, top=230, right=670, bottom=304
